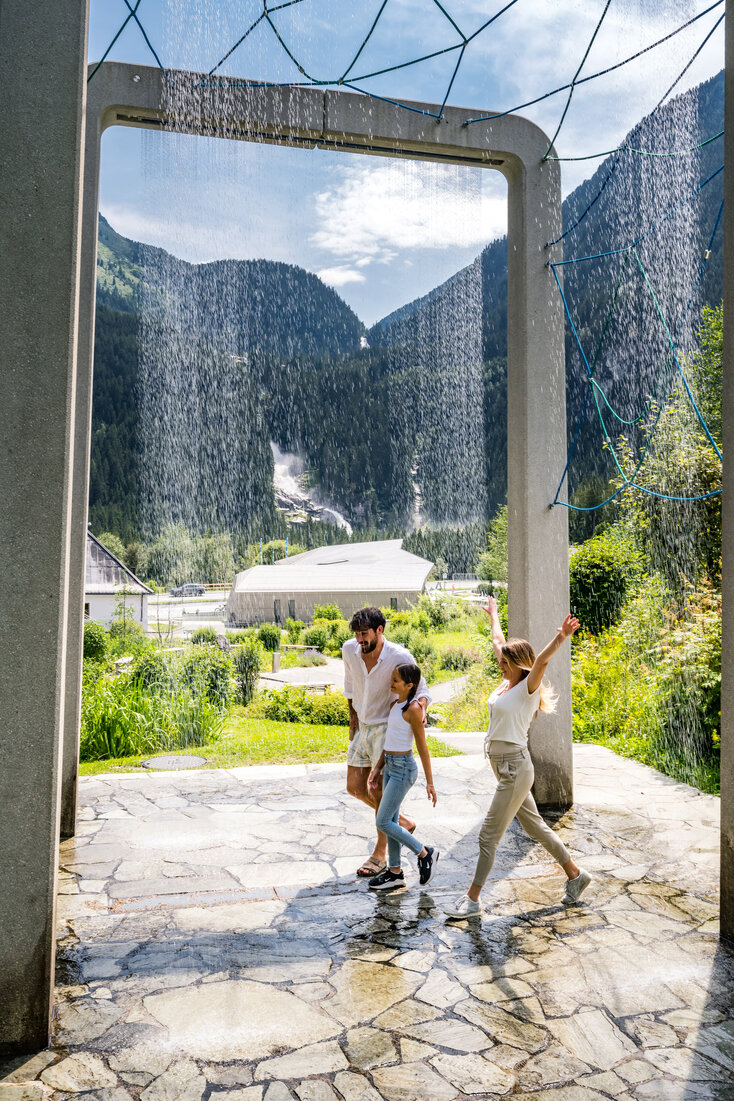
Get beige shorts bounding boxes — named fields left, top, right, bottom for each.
left=346, top=722, right=388, bottom=769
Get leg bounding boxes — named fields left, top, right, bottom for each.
left=347, top=765, right=388, bottom=867
left=375, top=760, right=421, bottom=872
left=467, top=755, right=535, bottom=902
left=513, top=773, right=591, bottom=902
left=514, top=790, right=572, bottom=868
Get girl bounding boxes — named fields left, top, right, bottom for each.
left=445, top=597, right=590, bottom=919
left=367, top=663, right=438, bottom=890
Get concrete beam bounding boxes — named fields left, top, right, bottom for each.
left=721, top=0, right=733, bottom=942
left=0, top=0, right=88, bottom=1051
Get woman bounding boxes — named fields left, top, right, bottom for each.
left=445, top=597, right=590, bottom=920
left=366, top=663, right=438, bottom=890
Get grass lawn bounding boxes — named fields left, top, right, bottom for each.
left=78, top=706, right=461, bottom=776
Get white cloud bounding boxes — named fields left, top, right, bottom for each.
left=317, top=265, right=367, bottom=287
left=310, top=159, right=506, bottom=266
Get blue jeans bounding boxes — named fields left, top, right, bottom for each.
left=375, top=753, right=423, bottom=869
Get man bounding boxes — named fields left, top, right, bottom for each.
left=342, top=606, right=431, bottom=877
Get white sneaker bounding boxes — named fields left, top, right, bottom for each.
left=444, top=894, right=483, bottom=920
left=563, top=868, right=592, bottom=905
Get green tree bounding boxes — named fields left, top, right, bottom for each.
left=476, top=505, right=508, bottom=583
left=96, top=531, right=127, bottom=563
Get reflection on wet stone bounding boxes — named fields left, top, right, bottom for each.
left=7, top=748, right=730, bottom=1101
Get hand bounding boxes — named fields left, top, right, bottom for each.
left=367, top=769, right=380, bottom=791
left=426, top=783, right=437, bottom=807
left=559, top=614, right=581, bottom=639
left=482, top=595, right=498, bottom=618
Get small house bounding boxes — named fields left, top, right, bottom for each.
left=85, top=531, right=152, bottom=628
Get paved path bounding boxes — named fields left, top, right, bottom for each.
left=2, top=746, right=730, bottom=1101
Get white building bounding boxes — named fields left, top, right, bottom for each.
left=85, top=532, right=152, bottom=628
left=226, top=539, right=433, bottom=626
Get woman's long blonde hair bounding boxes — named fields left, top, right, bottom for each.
left=501, top=638, right=557, bottom=715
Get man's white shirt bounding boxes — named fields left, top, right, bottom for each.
left=342, top=637, right=431, bottom=725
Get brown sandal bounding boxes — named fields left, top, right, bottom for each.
left=357, top=857, right=387, bottom=877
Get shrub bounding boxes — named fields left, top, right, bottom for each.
left=226, top=628, right=257, bottom=643
left=191, top=626, right=218, bottom=646
left=108, top=617, right=145, bottom=640
left=285, top=617, right=304, bottom=643
left=296, top=651, right=327, bottom=667
left=131, top=650, right=172, bottom=692
left=180, top=648, right=234, bottom=709
left=440, top=645, right=479, bottom=672
left=569, top=530, right=640, bottom=633
left=83, top=620, right=108, bottom=662
left=82, top=659, right=107, bottom=689
left=407, top=630, right=436, bottom=665
left=309, top=690, right=350, bottom=725
left=301, top=625, right=328, bottom=651
left=387, top=624, right=412, bottom=648
left=260, top=685, right=348, bottom=725
left=313, top=603, right=341, bottom=621
left=233, top=639, right=262, bottom=706
left=257, top=623, right=282, bottom=651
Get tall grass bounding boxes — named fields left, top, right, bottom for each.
left=80, top=652, right=228, bottom=761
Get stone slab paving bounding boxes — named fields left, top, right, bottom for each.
left=1, top=744, right=732, bottom=1101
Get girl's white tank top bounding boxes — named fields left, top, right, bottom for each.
left=384, top=700, right=414, bottom=752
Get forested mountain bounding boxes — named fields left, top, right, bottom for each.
left=91, top=71, right=724, bottom=545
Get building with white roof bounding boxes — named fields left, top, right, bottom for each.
left=85, top=531, right=153, bottom=628
left=226, top=539, right=433, bottom=626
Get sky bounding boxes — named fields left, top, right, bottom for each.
left=90, top=0, right=725, bottom=325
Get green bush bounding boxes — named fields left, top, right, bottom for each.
left=191, top=626, right=218, bottom=646
left=260, top=686, right=348, bottom=726
left=226, top=628, right=257, bottom=643
left=440, top=645, right=479, bottom=672
left=387, top=624, right=412, bottom=648
left=83, top=620, right=109, bottom=662
left=569, top=530, right=640, bottom=633
left=301, top=624, right=328, bottom=651
left=180, top=648, right=234, bottom=709
left=407, top=629, right=436, bottom=665
left=309, top=690, right=350, bottom=725
left=233, top=639, right=262, bottom=706
left=313, top=603, right=341, bottom=621
left=285, top=617, right=304, bottom=643
left=257, top=623, right=282, bottom=651
left=131, top=650, right=172, bottom=692
left=82, top=659, right=107, bottom=689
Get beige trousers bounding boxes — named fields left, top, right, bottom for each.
left=473, top=743, right=571, bottom=888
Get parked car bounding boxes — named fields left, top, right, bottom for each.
left=170, top=582, right=206, bottom=597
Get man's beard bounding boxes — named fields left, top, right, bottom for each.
left=359, top=639, right=377, bottom=653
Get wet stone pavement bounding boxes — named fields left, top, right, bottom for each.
left=2, top=744, right=732, bottom=1101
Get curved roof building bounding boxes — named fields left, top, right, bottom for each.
left=226, top=539, right=433, bottom=626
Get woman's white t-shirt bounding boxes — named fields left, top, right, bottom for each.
left=484, top=677, right=541, bottom=754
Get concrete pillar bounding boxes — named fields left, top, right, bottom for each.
left=60, top=72, right=106, bottom=841
left=504, top=160, right=571, bottom=809
left=0, top=0, right=88, bottom=1052
left=721, top=0, right=734, bottom=941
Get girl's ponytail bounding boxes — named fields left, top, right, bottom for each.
left=396, top=663, right=422, bottom=713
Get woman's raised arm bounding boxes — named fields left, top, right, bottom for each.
left=482, top=596, right=506, bottom=665
left=526, top=615, right=580, bottom=695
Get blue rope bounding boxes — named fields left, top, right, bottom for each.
left=545, top=8, right=724, bottom=246
left=543, top=0, right=613, bottom=160
left=120, top=0, right=167, bottom=76
left=464, top=1, right=723, bottom=126
left=551, top=164, right=724, bottom=266
left=556, top=485, right=721, bottom=511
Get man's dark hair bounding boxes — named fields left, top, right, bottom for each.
left=349, top=606, right=386, bottom=632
